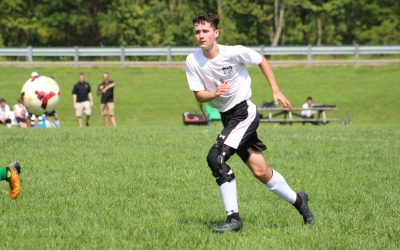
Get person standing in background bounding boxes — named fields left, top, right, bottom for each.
left=96, top=72, right=116, bottom=127
left=72, top=73, right=93, bottom=127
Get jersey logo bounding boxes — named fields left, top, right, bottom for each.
left=218, top=134, right=226, bottom=140
left=222, top=65, right=233, bottom=74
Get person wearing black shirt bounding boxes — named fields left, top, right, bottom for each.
left=96, top=72, right=116, bottom=127
left=72, top=73, right=93, bottom=127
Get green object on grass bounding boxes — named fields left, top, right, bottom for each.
left=0, top=167, right=7, bottom=181
left=206, top=104, right=221, bottom=121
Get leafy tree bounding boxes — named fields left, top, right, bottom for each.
left=0, top=0, right=399, bottom=48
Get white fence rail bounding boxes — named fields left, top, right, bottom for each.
left=0, top=45, right=399, bottom=67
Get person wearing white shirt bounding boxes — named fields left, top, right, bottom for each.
left=185, top=13, right=314, bottom=232
left=301, top=97, right=317, bottom=125
left=13, top=99, right=28, bottom=128
left=0, top=99, right=12, bottom=128
left=301, top=97, right=316, bottom=118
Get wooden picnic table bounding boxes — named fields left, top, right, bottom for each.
left=258, top=106, right=346, bottom=125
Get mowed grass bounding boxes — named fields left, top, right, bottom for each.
left=0, top=65, right=399, bottom=248
left=0, top=125, right=399, bottom=249
left=0, top=65, right=399, bottom=126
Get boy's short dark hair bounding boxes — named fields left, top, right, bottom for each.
left=307, top=97, right=313, bottom=101
left=192, top=13, right=219, bottom=30
left=0, top=98, right=5, bottom=103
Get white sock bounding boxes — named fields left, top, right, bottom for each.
left=266, top=169, right=297, bottom=204
left=219, top=179, right=239, bottom=215
left=45, top=120, right=51, bottom=128
left=55, top=120, right=60, bottom=127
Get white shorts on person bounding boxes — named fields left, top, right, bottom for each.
left=75, top=101, right=91, bottom=117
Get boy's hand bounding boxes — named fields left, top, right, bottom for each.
left=273, top=92, right=292, bottom=110
left=216, top=81, right=231, bottom=97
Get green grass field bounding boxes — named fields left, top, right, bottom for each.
left=1, top=65, right=399, bottom=126
left=0, top=65, right=399, bottom=249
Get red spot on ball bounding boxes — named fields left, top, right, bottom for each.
left=35, top=91, right=55, bottom=109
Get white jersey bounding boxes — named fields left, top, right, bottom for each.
left=186, top=44, right=262, bottom=112
left=0, top=104, right=10, bottom=118
left=14, top=104, right=26, bottom=117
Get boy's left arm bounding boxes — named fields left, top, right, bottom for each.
left=258, top=57, right=292, bottom=110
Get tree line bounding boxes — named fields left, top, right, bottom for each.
left=1, top=0, right=399, bottom=47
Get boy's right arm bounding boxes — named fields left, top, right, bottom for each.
left=193, top=81, right=230, bottom=103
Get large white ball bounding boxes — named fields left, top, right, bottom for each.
left=21, top=76, right=60, bottom=116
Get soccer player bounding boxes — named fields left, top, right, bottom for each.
left=185, top=13, right=314, bottom=232
left=0, top=162, right=22, bottom=200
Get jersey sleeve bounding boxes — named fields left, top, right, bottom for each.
left=233, top=45, right=263, bottom=66
left=72, top=85, right=77, bottom=95
left=87, top=83, right=91, bottom=93
left=186, top=55, right=205, bottom=92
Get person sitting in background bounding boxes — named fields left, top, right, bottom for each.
left=13, top=99, right=28, bottom=128
left=0, top=98, right=12, bottom=128
left=301, top=97, right=316, bottom=124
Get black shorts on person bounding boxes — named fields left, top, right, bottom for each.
left=0, top=118, right=11, bottom=124
left=46, top=110, right=57, bottom=116
left=216, top=100, right=267, bottom=163
left=15, top=117, right=27, bottom=123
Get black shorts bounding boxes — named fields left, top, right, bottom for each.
left=46, top=110, right=57, bottom=116
left=0, top=118, right=11, bottom=124
left=16, top=117, right=27, bottom=123
left=216, top=100, right=266, bottom=162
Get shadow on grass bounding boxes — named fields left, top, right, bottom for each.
left=178, top=214, right=294, bottom=231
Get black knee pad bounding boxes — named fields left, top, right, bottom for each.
left=206, top=144, right=235, bottom=186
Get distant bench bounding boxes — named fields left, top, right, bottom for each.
left=258, top=106, right=346, bottom=125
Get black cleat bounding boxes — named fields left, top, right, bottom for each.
left=213, top=218, right=243, bottom=232
left=297, top=192, right=314, bottom=225
left=8, top=162, right=21, bottom=175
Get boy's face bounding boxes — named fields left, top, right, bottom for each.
left=193, top=22, right=219, bottom=49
